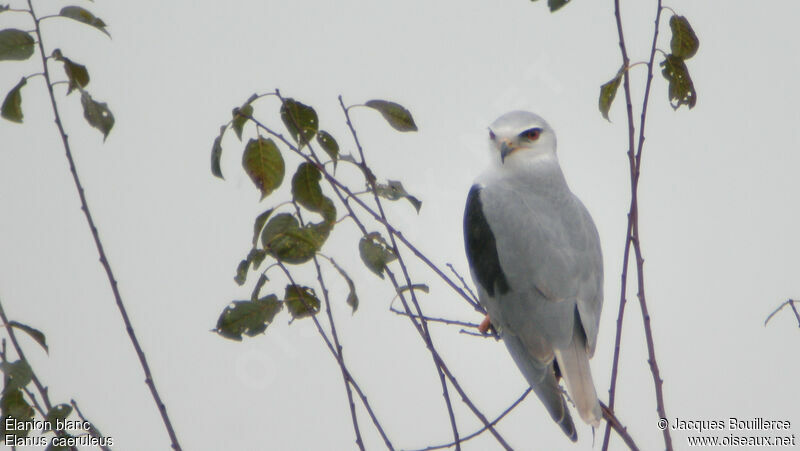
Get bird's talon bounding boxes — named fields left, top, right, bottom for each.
left=478, top=314, right=491, bottom=334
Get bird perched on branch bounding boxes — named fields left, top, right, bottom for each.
left=463, top=111, right=603, bottom=441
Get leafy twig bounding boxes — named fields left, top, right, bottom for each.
left=602, top=0, right=672, bottom=449
left=291, top=201, right=365, bottom=451
left=339, top=95, right=462, bottom=450
left=24, top=2, right=182, bottom=449
left=251, top=108, right=513, bottom=449
left=0, top=299, right=77, bottom=451
left=243, top=111, right=483, bottom=315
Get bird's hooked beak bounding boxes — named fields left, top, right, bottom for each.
left=500, top=139, right=517, bottom=163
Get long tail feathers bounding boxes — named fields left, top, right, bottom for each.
left=503, top=333, right=577, bottom=441
left=553, top=317, right=602, bottom=427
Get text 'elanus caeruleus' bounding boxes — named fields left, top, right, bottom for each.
left=463, top=111, right=603, bottom=441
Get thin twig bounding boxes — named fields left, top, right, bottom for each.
left=603, top=0, right=672, bottom=449
left=22, top=386, right=47, bottom=417
left=25, top=3, right=182, bottom=449
left=602, top=0, right=637, bottom=443
left=298, top=208, right=365, bottom=450
left=629, top=2, right=673, bottom=449
left=765, top=299, right=800, bottom=328
left=0, top=300, right=54, bottom=412
left=70, top=399, right=112, bottom=451
left=446, top=263, right=480, bottom=306
left=0, top=299, right=78, bottom=451
left=601, top=402, right=640, bottom=451
left=273, top=99, right=394, bottom=450
left=274, top=261, right=395, bottom=450
left=406, top=388, right=532, bottom=451
left=251, top=119, right=398, bottom=448
left=389, top=307, right=480, bottom=329
left=339, top=95, right=462, bottom=450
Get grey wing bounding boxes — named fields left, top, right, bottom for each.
left=484, top=190, right=603, bottom=352
left=573, top=198, right=603, bottom=355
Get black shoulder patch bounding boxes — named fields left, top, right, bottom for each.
left=463, top=185, right=510, bottom=296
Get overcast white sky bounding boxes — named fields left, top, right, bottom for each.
left=1, top=0, right=799, bottom=450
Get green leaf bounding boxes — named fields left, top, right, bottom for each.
left=234, top=258, right=250, bottom=286
left=1, top=77, right=26, bottom=123
left=260, top=214, right=328, bottom=264
left=242, top=137, right=285, bottom=199
left=599, top=71, right=623, bottom=121
left=291, top=163, right=324, bottom=211
left=670, top=15, right=699, bottom=60
left=249, top=248, right=267, bottom=270
left=251, top=274, right=268, bottom=301
left=0, top=360, right=33, bottom=392
left=8, top=321, right=47, bottom=353
left=660, top=54, right=697, bottom=110
left=232, top=100, right=254, bottom=141
left=215, top=295, right=283, bottom=341
left=364, top=100, right=417, bottom=132
left=280, top=98, right=318, bottom=148
left=359, top=232, right=397, bottom=278
left=291, top=162, right=336, bottom=223
left=316, top=130, right=339, bottom=163
left=329, top=259, right=358, bottom=313
left=261, top=214, right=298, bottom=248
left=79, top=90, right=114, bottom=140
left=235, top=248, right=268, bottom=284
left=284, top=285, right=320, bottom=319
left=530, top=0, right=570, bottom=11
left=52, top=49, right=90, bottom=94
left=1, top=389, right=34, bottom=438
left=375, top=180, right=422, bottom=213
left=211, top=125, right=226, bottom=179
left=59, top=6, right=110, bottom=37
left=45, top=404, right=73, bottom=430
left=548, top=0, right=570, bottom=11
left=0, top=29, right=34, bottom=61
left=252, top=208, right=274, bottom=247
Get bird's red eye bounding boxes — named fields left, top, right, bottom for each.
left=522, top=128, right=542, bottom=141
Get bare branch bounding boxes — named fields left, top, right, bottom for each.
left=407, top=388, right=532, bottom=451
left=389, top=306, right=480, bottom=329
left=314, top=252, right=365, bottom=450
left=274, top=261, right=395, bottom=449
left=765, top=299, right=800, bottom=328
left=446, top=263, right=480, bottom=306
left=601, top=402, right=640, bottom=451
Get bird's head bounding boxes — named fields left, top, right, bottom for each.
left=488, top=111, right=557, bottom=165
